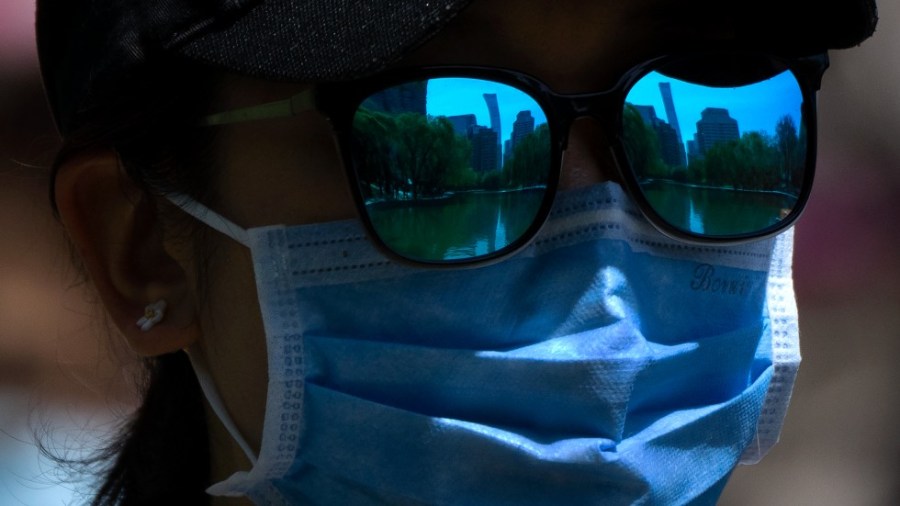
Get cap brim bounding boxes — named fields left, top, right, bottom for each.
left=178, top=0, right=475, bottom=81
left=176, top=0, right=877, bottom=82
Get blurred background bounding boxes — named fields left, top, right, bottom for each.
left=1, top=1, right=897, bottom=504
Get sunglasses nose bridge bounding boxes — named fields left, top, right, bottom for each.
left=552, top=92, right=619, bottom=151
left=553, top=91, right=626, bottom=191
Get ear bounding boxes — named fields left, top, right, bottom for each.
left=55, top=148, right=201, bottom=356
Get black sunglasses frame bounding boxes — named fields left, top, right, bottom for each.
left=313, top=52, right=828, bottom=267
left=210, top=52, right=829, bottom=267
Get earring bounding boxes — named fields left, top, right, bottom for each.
left=136, top=300, right=167, bottom=332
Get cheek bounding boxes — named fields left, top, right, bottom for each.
left=192, top=109, right=357, bottom=447
left=203, top=237, right=264, bottom=344
left=219, top=113, right=358, bottom=229
left=200, top=235, right=269, bottom=446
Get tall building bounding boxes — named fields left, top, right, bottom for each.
left=483, top=93, right=502, bottom=169
left=363, top=81, right=427, bottom=114
left=446, top=113, right=501, bottom=172
left=469, top=125, right=499, bottom=173
left=687, top=140, right=700, bottom=165
left=632, top=105, right=684, bottom=169
left=634, top=105, right=660, bottom=128
left=658, top=82, right=686, bottom=167
left=693, top=107, right=740, bottom=154
left=446, top=114, right=477, bottom=137
left=510, top=110, right=535, bottom=151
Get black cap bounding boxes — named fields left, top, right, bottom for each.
left=36, top=0, right=878, bottom=136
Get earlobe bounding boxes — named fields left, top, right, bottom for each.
left=54, top=148, right=201, bottom=356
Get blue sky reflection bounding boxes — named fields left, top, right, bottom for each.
left=423, top=71, right=802, bottom=153
left=426, top=78, right=548, bottom=143
left=626, top=70, right=803, bottom=138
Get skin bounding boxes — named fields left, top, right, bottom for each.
left=55, top=0, right=757, bottom=503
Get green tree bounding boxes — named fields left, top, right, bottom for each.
left=352, top=109, right=472, bottom=200
left=702, top=139, right=740, bottom=187
left=502, top=124, right=551, bottom=188
left=687, top=155, right=708, bottom=185
left=701, top=132, right=780, bottom=190
left=622, top=104, right=667, bottom=180
left=352, top=108, right=400, bottom=199
left=775, top=115, right=799, bottom=189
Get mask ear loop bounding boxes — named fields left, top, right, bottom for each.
left=165, top=193, right=257, bottom=465
left=185, top=344, right=259, bottom=466
left=165, top=192, right=251, bottom=247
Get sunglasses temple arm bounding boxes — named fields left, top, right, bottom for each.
left=198, top=88, right=316, bottom=126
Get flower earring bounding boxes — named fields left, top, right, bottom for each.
left=136, top=300, right=167, bottom=331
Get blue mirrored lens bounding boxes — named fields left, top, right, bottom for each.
left=352, top=77, right=551, bottom=262
left=624, top=62, right=807, bottom=237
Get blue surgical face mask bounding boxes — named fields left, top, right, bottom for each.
left=174, top=182, right=800, bottom=505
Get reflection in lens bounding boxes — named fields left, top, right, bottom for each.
left=352, top=77, right=551, bottom=262
left=623, top=63, right=807, bottom=237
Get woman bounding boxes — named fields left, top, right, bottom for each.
left=37, top=0, right=877, bottom=504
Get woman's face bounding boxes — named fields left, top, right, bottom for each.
left=184, top=0, right=753, bottom=486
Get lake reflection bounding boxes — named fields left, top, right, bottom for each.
left=366, top=188, right=545, bottom=262
left=641, top=181, right=797, bottom=236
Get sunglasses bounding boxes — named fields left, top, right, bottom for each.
left=202, top=52, right=827, bottom=266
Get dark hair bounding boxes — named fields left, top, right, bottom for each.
left=47, top=56, right=221, bottom=505
left=83, top=354, right=211, bottom=504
